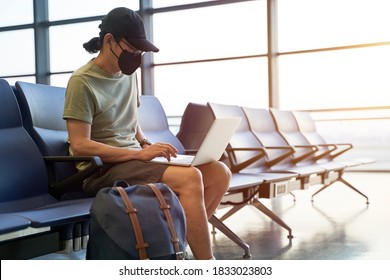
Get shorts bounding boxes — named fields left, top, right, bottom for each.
left=82, top=160, right=169, bottom=196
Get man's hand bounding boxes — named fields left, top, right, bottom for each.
left=140, top=142, right=178, bottom=161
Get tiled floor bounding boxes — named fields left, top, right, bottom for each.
left=34, top=171, right=390, bottom=260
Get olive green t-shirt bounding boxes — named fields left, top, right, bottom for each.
left=63, top=59, right=141, bottom=170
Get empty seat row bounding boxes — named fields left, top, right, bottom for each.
left=175, top=102, right=375, bottom=246
left=178, top=102, right=373, bottom=203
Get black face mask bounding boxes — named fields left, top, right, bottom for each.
left=117, top=49, right=142, bottom=75
left=111, top=43, right=142, bottom=75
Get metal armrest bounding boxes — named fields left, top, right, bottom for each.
left=312, top=144, right=337, bottom=161
left=44, top=156, right=103, bottom=198
left=263, top=146, right=296, bottom=167
left=225, top=147, right=267, bottom=173
left=329, top=143, right=353, bottom=159
left=291, top=145, right=318, bottom=164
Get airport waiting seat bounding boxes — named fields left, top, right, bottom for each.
left=176, top=101, right=301, bottom=239
left=14, top=81, right=101, bottom=200
left=0, top=79, right=102, bottom=259
left=176, top=102, right=215, bottom=153
left=138, top=96, right=188, bottom=154
left=268, top=108, right=369, bottom=203
left=292, top=110, right=374, bottom=165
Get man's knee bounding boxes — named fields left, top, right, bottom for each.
left=163, top=166, right=203, bottom=196
left=207, top=161, right=231, bottom=191
left=185, top=167, right=204, bottom=192
left=218, top=161, right=232, bottom=181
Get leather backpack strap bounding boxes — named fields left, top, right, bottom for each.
left=147, top=183, right=184, bottom=260
left=115, top=186, right=149, bottom=260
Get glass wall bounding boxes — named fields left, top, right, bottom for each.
left=277, top=0, right=390, bottom=111
left=0, top=0, right=33, bottom=27
left=278, top=0, right=390, bottom=52
left=50, top=22, right=98, bottom=72
left=48, top=0, right=136, bottom=21
left=278, top=45, right=390, bottom=110
left=153, top=0, right=215, bottom=8
left=0, top=29, right=35, bottom=77
left=153, top=2, right=267, bottom=62
left=154, top=57, right=268, bottom=116
left=152, top=0, right=268, bottom=115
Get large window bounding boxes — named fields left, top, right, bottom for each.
left=153, top=2, right=267, bottom=63
left=48, top=0, right=138, bottom=21
left=278, top=45, right=390, bottom=110
left=153, top=0, right=216, bottom=8
left=0, top=29, right=35, bottom=77
left=153, top=0, right=268, bottom=116
left=50, top=22, right=98, bottom=72
left=278, top=0, right=390, bottom=52
left=0, top=0, right=33, bottom=27
left=155, top=57, right=268, bottom=116
left=277, top=0, right=390, bottom=110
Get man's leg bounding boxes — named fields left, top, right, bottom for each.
left=196, top=161, right=231, bottom=218
left=159, top=166, right=213, bottom=260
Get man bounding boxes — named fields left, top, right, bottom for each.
left=63, top=7, right=230, bottom=260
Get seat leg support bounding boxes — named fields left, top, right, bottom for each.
left=251, top=198, right=293, bottom=239
left=311, top=184, right=332, bottom=202
left=209, top=215, right=251, bottom=259
left=219, top=204, right=247, bottom=222
left=311, top=177, right=369, bottom=204
left=339, top=177, right=369, bottom=204
left=212, top=204, right=246, bottom=234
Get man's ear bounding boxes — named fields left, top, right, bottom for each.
left=103, top=33, right=115, bottom=46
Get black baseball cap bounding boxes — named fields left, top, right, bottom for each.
left=99, top=7, right=159, bottom=52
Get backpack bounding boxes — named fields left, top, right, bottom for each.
left=86, top=180, right=186, bottom=260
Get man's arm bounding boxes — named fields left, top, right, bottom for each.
left=135, top=123, right=152, bottom=148
left=66, top=119, right=177, bottom=163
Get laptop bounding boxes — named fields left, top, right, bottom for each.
left=151, top=117, right=241, bottom=166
